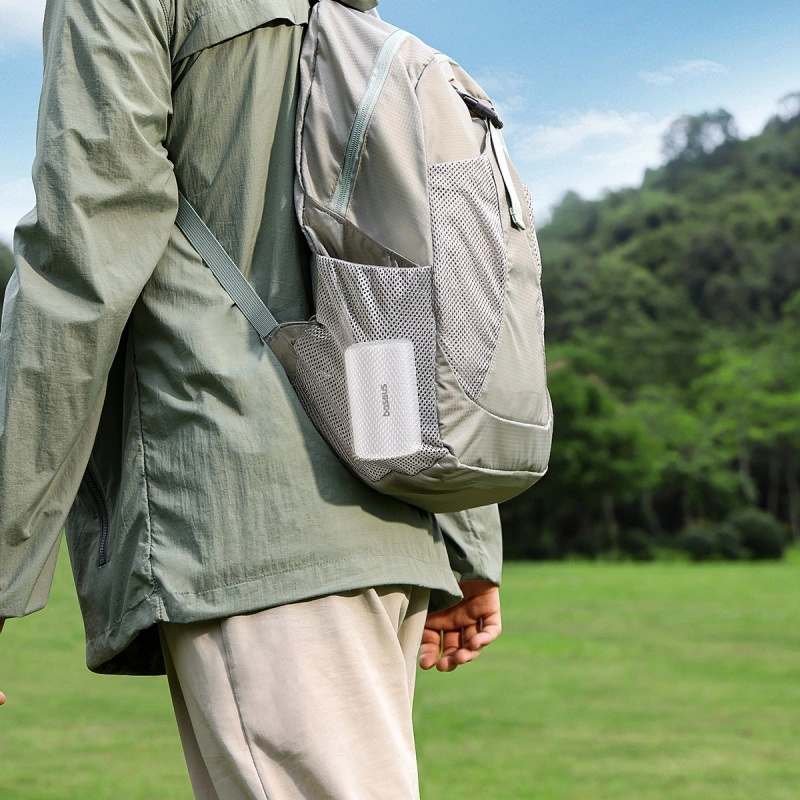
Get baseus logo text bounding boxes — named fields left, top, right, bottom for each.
left=381, top=384, right=391, bottom=416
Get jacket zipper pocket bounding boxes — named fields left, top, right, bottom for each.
left=331, top=28, right=411, bottom=216
left=84, top=466, right=111, bottom=568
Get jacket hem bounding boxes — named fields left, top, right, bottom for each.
left=85, top=552, right=461, bottom=675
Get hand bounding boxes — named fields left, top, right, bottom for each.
left=0, top=618, right=5, bottom=705
left=419, top=580, right=501, bottom=672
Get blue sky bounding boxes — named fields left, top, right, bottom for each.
left=1, top=0, right=798, bottom=243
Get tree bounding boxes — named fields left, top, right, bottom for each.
left=633, top=388, right=739, bottom=528
left=692, top=349, right=771, bottom=506
left=768, top=241, right=800, bottom=314
left=544, top=191, right=599, bottom=242
left=777, top=92, right=800, bottom=123
left=756, top=302, right=800, bottom=537
left=662, top=109, right=739, bottom=162
left=502, top=359, right=660, bottom=557
left=678, top=228, right=768, bottom=325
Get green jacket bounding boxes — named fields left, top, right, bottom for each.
left=0, top=0, right=502, bottom=675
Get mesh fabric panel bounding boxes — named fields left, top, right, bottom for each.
left=428, top=154, right=506, bottom=401
left=292, top=256, right=447, bottom=481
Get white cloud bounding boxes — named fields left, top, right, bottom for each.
left=0, top=177, right=34, bottom=246
left=0, top=0, right=47, bottom=50
left=639, top=59, right=728, bottom=86
left=513, top=109, right=662, bottom=160
left=497, top=109, right=674, bottom=221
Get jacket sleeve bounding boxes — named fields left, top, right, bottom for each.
left=435, top=505, right=503, bottom=585
left=0, top=0, right=177, bottom=617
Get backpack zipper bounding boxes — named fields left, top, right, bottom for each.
left=331, top=28, right=411, bottom=216
left=488, top=121, right=526, bottom=231
left=453, top=86, right=503, bottom=128
left=84, top=466, right=111, bottom=568
left=452, top=86, right=527, bottom=231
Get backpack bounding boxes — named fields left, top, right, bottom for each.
left=176, top=0, right=552, bottom=513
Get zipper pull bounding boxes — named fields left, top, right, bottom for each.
left=488, top=123, right=526, bottom=231
left=454, top=87, right=504, bottom=128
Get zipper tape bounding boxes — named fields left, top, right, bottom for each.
left=84, top=467, right=111, bottom=568
left=331, top=28, right=411, bottom=216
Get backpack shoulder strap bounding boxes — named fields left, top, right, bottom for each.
left=175, top=193, right=280, bottom=341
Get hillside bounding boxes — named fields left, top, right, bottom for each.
left=502, top=101, right=800, bottom=558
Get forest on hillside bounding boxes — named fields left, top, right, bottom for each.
left=1, top=95, right=798, bottom=561
left=503, top=95, right=800, bottom=561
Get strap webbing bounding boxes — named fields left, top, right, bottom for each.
left=488, top=124, right=526, bottom=231
left=175, top=193, right=280, bottom=341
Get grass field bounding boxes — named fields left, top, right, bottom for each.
left=1, top=546, right=799, bottom=799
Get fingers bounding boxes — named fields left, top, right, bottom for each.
left=419, top=619, right=501, bottom=672
left=418, top=628, right=442, bottom=670
left=461, top=623, right=479, bottom=647
left=419, top=585, right=502, bottom=672
left=419, top=629, right=465, bottom=672
left=435, top=628, right=484, bottom=672
left=423, top=589, right=501, bottom=633
left=424, top=604, right=483, bottom=631
left=465, top=620, right=501, bottom=650
left=419, top=626, right=471, bottom=672
left=436, top=630, right=461, bottom=672
left=423, top=608, right=502, bottom=649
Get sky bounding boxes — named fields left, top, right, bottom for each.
left=0, top=0, right=799, bottom=244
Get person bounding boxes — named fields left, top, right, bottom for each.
left=0, top=0, right=503, bottom=797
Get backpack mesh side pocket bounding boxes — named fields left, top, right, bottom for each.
left=291, top=255, right=447, bottom=481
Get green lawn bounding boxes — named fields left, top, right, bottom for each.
left=1, top=547, right=799, bottom=799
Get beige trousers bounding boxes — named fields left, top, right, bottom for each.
left=159, top=586, right=430, bottom=800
